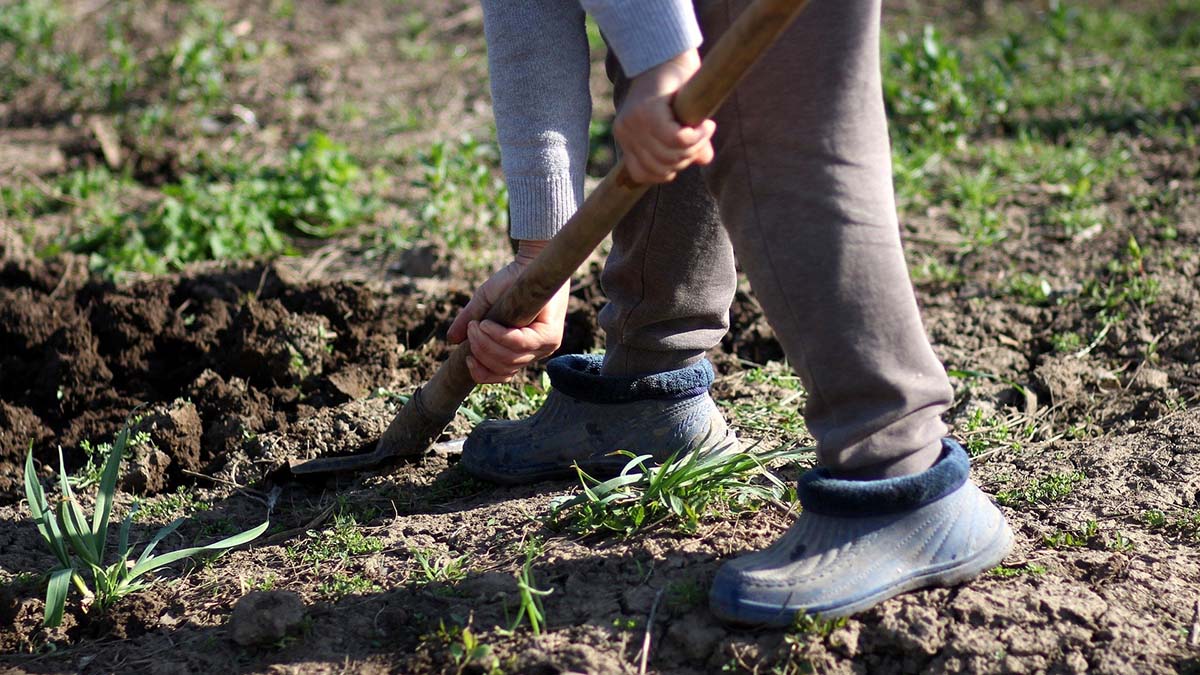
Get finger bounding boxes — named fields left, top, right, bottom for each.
left=616, top=115, right=685, bottom=170
left=624, top=141, right=681, bottom=183
left=670, top=124, right=706, bottom=149
left=479, top=320, right=552, bottom=359
left=624, top=152, right=654, bottom=184
left=469, top=321, right=535, bottom=373
left=466, top=355, right=512, bottom=385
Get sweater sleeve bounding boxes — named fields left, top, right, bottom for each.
left=481, top=0, right=592, bottom=241
left=578, top=0, right=702, bottom=77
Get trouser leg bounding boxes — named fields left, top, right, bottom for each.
left=598, top=49, right=737, bottom=377
left=697, top=0, right=953, bottom=476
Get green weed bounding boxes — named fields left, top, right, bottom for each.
left=1082, top=236, right=1160, bottom=319
left=317, top=572, right=381, bottom=600
left=503, top=539, right=551, bottom=636
left=1051, top=332, right=1084, bottom=353
left=410, top=548, right=470, bottom=586
left=666, top=579, right=706, bottom=611
left=884, top=25, right=977, bottom=145
left=990, top=563, right=1047, bottom=578
left=132, top=488, right=211, bottom=523
left=412, top=135, right=508, bottom=250
left=1143, top=508, right=1200, bottom=542
left=1005, top=273, right=1053, bottom=306
left=458, top=374, right=550, bottom=425
left=426, top=619, right=502, bottom=675
left=909, top=255, right=964, bottom=287
left=23, top=422, right=267, bottom=627
left=285, top=512, right=383, bottom=568
left=956, top=407, right=1035, bottom=457
left=791, top=613, right=848, bottom=638
left=74, top=423, right=151, bottom=488
left=71, top=133, right=376, bottom=275
left=996, top=470, right=1085, bottom=507
left=548, top=439, right=802, bottom=537
left=0, top=0, right=64, bottom=94
left=1044, top=519, right=1099, bottom=548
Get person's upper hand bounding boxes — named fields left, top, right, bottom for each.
left=446, top=241, right=570, bottom=384
left=613, top=48, right=716, bottom=185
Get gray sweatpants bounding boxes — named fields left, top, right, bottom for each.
left=598, top=0, right=954, bottom=477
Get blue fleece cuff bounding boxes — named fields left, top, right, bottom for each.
left=797, top=439, right=970, bottom=517
left=545, top=354, right=713, bottom=403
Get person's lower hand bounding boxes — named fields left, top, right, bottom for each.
left=447, top=241, right=570, bottom=384
left=614, top=48, right=716, bottom=184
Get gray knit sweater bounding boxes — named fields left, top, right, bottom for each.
left=480, top=0, right=701, bottom=241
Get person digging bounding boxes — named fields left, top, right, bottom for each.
left=446, top=0, right=1014, bottom=625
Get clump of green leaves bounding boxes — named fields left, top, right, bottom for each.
left=23, top=423, right=268, bottom=627
left=410, top=548, right=470, bottom=586
left=71, top=133, right=376, bottom=274
left=317, top=572, right=381, bottom=600
left=73, top=422, right=151, bottom=488
left=285, top=512, right=383, bottom=568
left=459, top=374, right=550, bottom=425
left=996, top=470, right=1086, bottom=507
left=883, top=25, right=974, bottom=144
left=0, top=0, right=64, bottom=94
left=427, top=619, right=502, bottom=675
left=413, top=135, right=508, bottom=249
left=548, top=439, right=802, bottom=537
left=1044, top=519, right=1100, bottom=548
left=1143, top=508, right=1200, bottom=542
left=1083, top=235, right=1160, bottom=320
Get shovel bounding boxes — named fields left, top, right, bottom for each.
left=290, top=0, right=812, bottom=475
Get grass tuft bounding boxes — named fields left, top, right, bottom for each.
left=548, top=438, right=803, bottom=537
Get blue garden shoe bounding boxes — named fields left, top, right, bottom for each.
left=460, top=354, right=739, bottom=485
left=709, top=439, right=1013, bottom=625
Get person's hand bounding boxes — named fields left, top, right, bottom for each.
left=447, top=241, right=570, bottom=384
left=613, top=48, right=716, bottom=184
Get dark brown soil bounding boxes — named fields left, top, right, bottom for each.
left=2, top=0, right=1199, bottom=673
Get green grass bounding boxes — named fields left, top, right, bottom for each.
left=548, top=440, right=802, bottom=537
left=1043, top=519, right=1099, bottom=548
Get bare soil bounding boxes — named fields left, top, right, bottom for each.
left=2, top=0, right=1199, bottom=673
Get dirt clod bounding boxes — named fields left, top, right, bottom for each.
left=229, top=590, right=306, bottom=647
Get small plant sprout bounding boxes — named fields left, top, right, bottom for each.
left=504, top=539, right=552, bottom=636
left=23, top=421, right=269, bottom=627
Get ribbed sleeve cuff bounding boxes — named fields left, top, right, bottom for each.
left=583, top=0, right=702, bottom=77
left=506, top=173, right=581, bottom=241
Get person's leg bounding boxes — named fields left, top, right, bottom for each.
left=598, top=51, right=738, bottom=377
left=698, top=0, right=952, bottom=478
left=459, top=35, right=742, bottom=484
left=698, top=0, right=1013, bottom=624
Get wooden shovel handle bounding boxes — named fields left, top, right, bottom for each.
left=298, top=0, right=812, bottom=472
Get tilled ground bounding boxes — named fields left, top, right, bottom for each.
left=0, top=227, right=1198, bottom=673
left=3, top=0, right=1200, bottom=672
